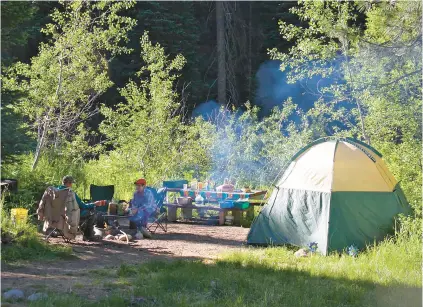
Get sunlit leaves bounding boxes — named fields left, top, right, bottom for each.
left=3, top=1, right=136, bottom=168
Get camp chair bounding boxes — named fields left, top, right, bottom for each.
left=89, top=184, right=114, bottom=213
left=45, top=227, right=70, bottom=243
left=146, top=187, right=168, bottom=234
left=38, top=187, right=77, bottom=243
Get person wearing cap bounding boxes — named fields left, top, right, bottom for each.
left=129, top=178, right=156, bottom=239
left=58, top=175, right=104, bottom=240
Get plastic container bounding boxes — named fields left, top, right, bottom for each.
left=11, top=208, right=28, bottom=224
left=195, top=194, right=204, bottom=206
left=177, top=197, right=193, bottom=207
left=234, top=201, right=250, bottom=210
left=219, top=200, right=234, bottom=209
left=191, top=181, right=198, bottom=190
left=195, top=194, right=205, bottom=218
left=163, top=180, right=188, bottom=189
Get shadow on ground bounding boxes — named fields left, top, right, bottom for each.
left=3, top=258, right=421, bottom=307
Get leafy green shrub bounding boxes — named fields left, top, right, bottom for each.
left=1, top=195, right=73, bottom=263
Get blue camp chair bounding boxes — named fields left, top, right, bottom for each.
left=146, top=187, right=168, bottom=233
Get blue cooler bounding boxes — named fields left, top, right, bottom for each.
left=219, top=200, right=235, bottom=209
left=163, top=180, right=188, bottom=189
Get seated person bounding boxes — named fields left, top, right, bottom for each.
left=129, top=178, right=156, bottom=239
left=58, top=175, right=104, bottom=241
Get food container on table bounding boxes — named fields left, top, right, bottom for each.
left=177, top=197, right=193, bottom=207
left=108, top=203, right=117, bottom=215
left=117, top=202, right=129, bottom=215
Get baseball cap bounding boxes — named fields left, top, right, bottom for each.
left=134, top=178, right=147, bottom=186
left=62, top=175, right=75, bottom=184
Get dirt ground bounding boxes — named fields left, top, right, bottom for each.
left=1, top=223, right=250, bottom=301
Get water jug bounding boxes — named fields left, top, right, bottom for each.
left=195, top=194, right=204, bottom=205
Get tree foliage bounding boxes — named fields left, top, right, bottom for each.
left=3, top=1, right=136, bottom=169
left=270, top=1, right=422, bottom=212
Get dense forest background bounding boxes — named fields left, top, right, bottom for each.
left=1, top=1, right=421, bottom=235
left=2, top=2, right=300, bottom=117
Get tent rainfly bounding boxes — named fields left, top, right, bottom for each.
left=247, top=137, right=411, bottom=255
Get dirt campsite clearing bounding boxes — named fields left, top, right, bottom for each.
left=1, top=224, right=250, bottom=301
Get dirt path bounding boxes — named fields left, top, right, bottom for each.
left=2, top=224, right=250, bottom=300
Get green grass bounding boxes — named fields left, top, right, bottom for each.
left=25, top=235, right=421, bottom=307
left=1, top=227, right=74, bottom=263
left=1, top=209, right=73, bottom=263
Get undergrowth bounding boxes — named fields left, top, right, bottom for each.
left=1, top=196, right=73, bottom=263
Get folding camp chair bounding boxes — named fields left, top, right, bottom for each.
left=89, top=184, right=114, bottom=214
left=39, top=187, right=76, bottom=243
left=45, top=227, right=71, bottom=243
left=146, top=187, right=168, bottom=234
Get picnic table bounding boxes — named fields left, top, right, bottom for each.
left=163, top=188, right=267, bottom=226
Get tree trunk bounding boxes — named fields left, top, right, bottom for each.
left=32, top=115, right=49, bottom=171
left=342, top=41, right=370, bottom=145
left=216, top=1, right=226, bottom=104
left=248, top=2, right=252, bottom=101
left=54, top=55, right=64, bottom=149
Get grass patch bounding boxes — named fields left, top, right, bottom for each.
left=117, top=263, right=138, bottom=277
left=1, top=226, right=74, bottom=263
left=89, top=268, right=117, bottom=278
left=42, top=236, right=420, bottom=307
left=27, top=293, right=128, bottom=307
left=1, top=205, right=73, bottom=263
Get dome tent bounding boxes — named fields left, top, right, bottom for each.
left=247, top=137, right=411, bottom=255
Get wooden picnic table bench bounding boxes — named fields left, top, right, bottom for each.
left=163, top=202, right=265, bottom=226
left=162, top=187, right=268, bottom=226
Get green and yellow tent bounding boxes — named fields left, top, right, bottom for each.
left=247, top=137, right=411, bottom=254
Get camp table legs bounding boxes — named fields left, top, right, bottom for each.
left=167, top=206, right=177, bottom=222
left=164, top=204, right=249, bottom=226
left=246, top=206, right=254, bottom=220
left=218, top=210, right=226, bottom=225
left=181, top=208, right=193, bottom=220
left=233, top=210, right=242, bottom=225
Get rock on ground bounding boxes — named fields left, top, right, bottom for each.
left=294, top=248, right=309, bottom=257
left=27, top=292, right=48, bottom=301
left=3, top=289, right=24, bottom=300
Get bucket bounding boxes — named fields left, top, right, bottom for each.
left=11, top=208, right=28, bottom=224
